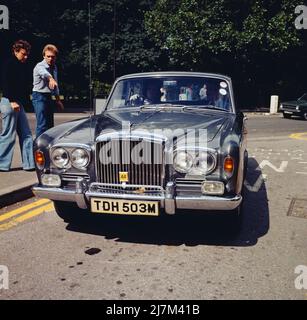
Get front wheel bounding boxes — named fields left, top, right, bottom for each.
left=53, top=201, right=85, bottom=223
left=227, top=205, right=244, bottom=236
left=302, top=112, right=307, bottom=120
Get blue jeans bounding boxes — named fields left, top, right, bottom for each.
left=32, top=91, right=54, bottom=137
left=0, top=98, right=35, bottom=171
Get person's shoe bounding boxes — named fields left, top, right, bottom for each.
left=23, top=168, right=36, bottom=172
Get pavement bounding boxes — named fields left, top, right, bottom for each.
left=0, top=109, right=282, bottom=209
left=0, top=111, right=90, bottom=208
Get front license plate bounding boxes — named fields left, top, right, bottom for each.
left=284, top=111, right=293, bottom=114
left=91, top=198, right=159, bottom=216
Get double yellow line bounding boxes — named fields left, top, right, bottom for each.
left=0, top=199, right=54, bottom=231
left=290, top=132, right=307, bottom=141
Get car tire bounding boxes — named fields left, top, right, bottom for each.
left=283, top=112, right=291, bottom=119
left=227, top=205, right=244, bottom=237
left=53, top=201, right=85, bottom=223
left=228, top=181, right=245, bottom=236
left=302, top=113, right=307, bottom=120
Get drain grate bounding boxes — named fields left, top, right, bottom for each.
left=287, top=198, right=307, bottom=219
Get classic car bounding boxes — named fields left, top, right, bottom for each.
left=280, top=93, right=307, bottom=119
left=32, top=72, right=248, bottom=230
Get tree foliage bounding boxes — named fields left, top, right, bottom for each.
left=145, top=0, right=307, bottom=107
left=1, top=0, right=307, bottom=108
left=145, top=0, right=302, bottom=64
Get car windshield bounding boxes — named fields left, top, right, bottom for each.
left=298, top=93, right=307, bottom=101
left=106, top=76, right=233, bottom=112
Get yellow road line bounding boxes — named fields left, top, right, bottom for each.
left=290, top=132, right=307, bottom=141
left=0, top=199, right=51, bottom=223
left=0, top=203, right=54, bottom=231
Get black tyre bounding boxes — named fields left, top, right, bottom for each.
left=227, top=183, right=245, bottom=236
left=283, top=112, right=291, bottom=119
left=229, top=204, right=243, bottom=235
left=53, top=201, right=85, bottom=223
left=302, top=113, right=307, bottom=120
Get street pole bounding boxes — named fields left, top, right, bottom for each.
left=88, top=0, right=93, bottom=110
left=113, top=0, right=116, bottom=81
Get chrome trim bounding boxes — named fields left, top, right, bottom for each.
left=61, top=173, right=90, bottom=182
left=89, top=183, right=164, bottom=195
left=165, top=182, right=176, bottom=215
left=50, top=147, right=70, bottom=169
left=175, top=195, right=242, bottom=211
left=71, top=148, right=91, bottom=170
left=32, top=182, right=242, bottom=213
left=95, top=138, right=165, bottom=186
left=51, top=143, right=92, bottom=152
left=50, top=144, right=92, bottom=170
left=174, top=147, right=218, bottom=175
left=32, top=186, right=88, bottom=209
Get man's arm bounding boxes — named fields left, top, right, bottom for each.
left=35, top=63, right=58, bottom=91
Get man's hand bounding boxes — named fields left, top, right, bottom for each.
left=48, top=77, right=58, bottom=90
left=10, top=102, right=20, bottom=112
left=56, top=100, right=64, bottom=111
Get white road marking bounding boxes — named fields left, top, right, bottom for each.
left=256, top=160, right=288, bottom=173
left=244, top=174, right=268, bottom=192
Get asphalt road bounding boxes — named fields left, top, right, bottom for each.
left=0, top=113, right=307, bottom=300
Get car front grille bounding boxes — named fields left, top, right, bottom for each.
left=283, top=105, right=297, bottom=110
left=96, top=139, right=165, bottom=186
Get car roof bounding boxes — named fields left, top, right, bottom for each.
left=116, top=71, right=232, bottom=82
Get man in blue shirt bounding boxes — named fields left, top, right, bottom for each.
left=32, top=44, right=64, bottom=137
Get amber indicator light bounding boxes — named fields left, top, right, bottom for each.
left=224, top=157, right=234, bottom=173
left=35, top=150, right=45, bottom=167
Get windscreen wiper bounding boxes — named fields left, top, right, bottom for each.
left=182, top=105, right=229, bottom=112
left=140, top=104, right=185, bottom=111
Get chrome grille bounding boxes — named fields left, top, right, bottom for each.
left=96, top=139, right=165, bottom=186
left=283, top=105, right=297, bottom=110
left=176, top=178, right=202, bottom=195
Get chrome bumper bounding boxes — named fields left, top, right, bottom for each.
left=32, top=182, right=242, bottom=215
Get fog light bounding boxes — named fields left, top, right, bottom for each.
left=41, top=174, right=61, bottom=187
left=201, top=181, right=225, bottom=195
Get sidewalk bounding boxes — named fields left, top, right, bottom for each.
left=0, top=142, right=37, bottom=208
left=0, top=112, right=89, bottom=208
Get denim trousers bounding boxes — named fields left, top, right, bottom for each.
left=32, top=91, right=54, bottom=138
left=0, top=97, right=35, bottom=171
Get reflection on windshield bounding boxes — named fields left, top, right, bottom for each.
left=299, top=93, right=307, bottom=101
left=107, top=76, right=232, bottom=112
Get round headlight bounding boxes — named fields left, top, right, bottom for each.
left=51, top=148, right=70, bottom=168
left=71, top=148, right=90, bottom=169
left=196, top=151, right=216, bottom=174
left=174, top=151, right=193, bottom=173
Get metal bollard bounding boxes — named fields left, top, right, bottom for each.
left=270, top=95, right=279, bottom=114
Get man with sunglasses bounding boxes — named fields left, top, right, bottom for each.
left=32, top=44, right=64, bottom=137
left=0, top=40, right=35, bottom=172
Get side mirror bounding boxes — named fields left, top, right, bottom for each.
left=94, top=97, right=107, bottom=115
